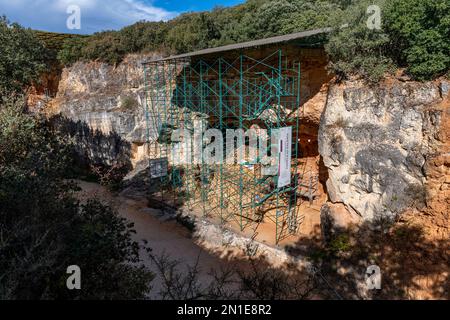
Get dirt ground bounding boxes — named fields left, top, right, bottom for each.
left=76, top=181, right=239, bottom=298
left=75, top=179, right=448, bottom=300
left=175, top=156, right=326, bottom=248
left=75, top=179, right=327, bottom=299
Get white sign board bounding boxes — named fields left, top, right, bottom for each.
left=149, top=157, right=168, bottom=178
left=277, top=127, right=292, bottom=188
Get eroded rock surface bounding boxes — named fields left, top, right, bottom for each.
left=319, top=79, right=448, bottom=222
left=51, top=54, right=157, bottom=167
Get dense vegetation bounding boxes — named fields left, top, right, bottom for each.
left=53, top=0, right=449, bottom=82
left=0, top=17, right=48, bottom=94
left=326, top=0, right=450, bottom=81
left=0, top=95, right=154, bottom=299
left=56, top=0, right=342, bottom=65
left=0, top=17, right=154, bottom=299
left=384, top=0, right=450, bottom=80
left=34, top=30, right=87, bottom=52
left=0, top=0, right=448, bottom=300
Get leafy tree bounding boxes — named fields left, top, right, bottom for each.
left=82, top=31, right=126, bottom=65
left=57, top=36, right=88, bottom=66
left=384, top=0, right=450, bottom=80
left=237, top=0, right=299, bottom=40
left=325, top=0, right=395, bottom=82
left=0, top=16, right=48, bottom=94
left=166, top=13, right=220, bottom=53
left=0, top=95, right=153, bottom=299
left=208, top=1, right=264, bottom=45
left=280, top=0, right=344, bottom=34
left=119, top=21, right=169, bottom=53
left=61, top=200, right=153, bottom=299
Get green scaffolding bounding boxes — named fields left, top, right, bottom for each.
left=143, top=49, right=302, bottom=244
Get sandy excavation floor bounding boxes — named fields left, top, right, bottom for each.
left=76, top=181, right=239, bottom=299
left=75, top=178, right=324, bottom=299
left=175, top=200, right=323, bottom=248
left=158, top=156, right=325, bottom=248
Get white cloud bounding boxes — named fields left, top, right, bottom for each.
left=0, top=0, right=177, bottom=34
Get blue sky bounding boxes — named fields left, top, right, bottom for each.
left=0, top=0, right=244, bottom=34
left=153, top=0, right=243, bottom=12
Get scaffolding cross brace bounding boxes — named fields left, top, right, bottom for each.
left=143, top=49, right=302, bottom=244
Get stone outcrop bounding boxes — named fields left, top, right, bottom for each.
left=50, top=54, right=158, bottom=168
left=46, top=52, right=448, bottom=229
left=36, top=51, right=448, bottom=300
left=319, top=78, right=449, bottom=223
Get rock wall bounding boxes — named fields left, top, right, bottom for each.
left=47, top=51, right=448, bottom=229
left=50, top=54, right=158, bottom=168
left=319, top=78, right=449, bottom=224
left=49, top=49, right=331, bottom=172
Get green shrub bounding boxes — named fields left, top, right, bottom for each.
left=0, top=95, right=153, bottom=299
left=0, top=16, right=48, bottom=94
left=166, top=12, right=221, bottom=53
left=121, top=96, right=139, bottom=110
left=119, top=21, right=169, bottom=53
left=329, top=233, right=352, bottom=253
left=384, top=0, right=450, bottom=80
left=82, top=32, right=126, bottom=65
left=34, top=30, right=87, bottom=51
left=325, top=0, right=395, bottom=82
left=57, top=36, right=88, bottom=65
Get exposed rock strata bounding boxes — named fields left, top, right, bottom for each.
left=319, top=78, right=449, bottom=224
left=50, top=54, right=157, bottom=168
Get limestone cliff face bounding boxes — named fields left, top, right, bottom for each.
left=319, top=78, right=449, bottom=223
left=50, top=54, right=158, bottom=167
left=48, top=53, right=448, bottom=226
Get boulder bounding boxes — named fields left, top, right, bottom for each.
left=319, top=79, right=443, bottom=222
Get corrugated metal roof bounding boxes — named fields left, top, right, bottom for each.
left=143, top=27, right=331, bottom=64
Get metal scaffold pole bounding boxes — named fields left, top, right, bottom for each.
left=144, top=48, right=302, bottom=245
